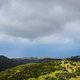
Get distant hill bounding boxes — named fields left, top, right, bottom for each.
left=0, top=55, right=22, bottom=71
left=66, top=56, right=80, bottom=61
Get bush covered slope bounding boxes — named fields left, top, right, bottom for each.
left=0, top=55, right=60, bottom=71
left=0, top=60, right=80, bottom=80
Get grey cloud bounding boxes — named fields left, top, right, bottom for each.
left=0, top=0, right=80, bottom=42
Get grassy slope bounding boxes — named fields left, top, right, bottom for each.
left=0, top=60, right=80, bottom=80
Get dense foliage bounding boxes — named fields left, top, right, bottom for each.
left=0, top=55, right=60, bottom=71
left=0, top=59, right=80, bottom=80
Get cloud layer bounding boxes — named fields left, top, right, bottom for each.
left=0, top=0, right=80, bottom=43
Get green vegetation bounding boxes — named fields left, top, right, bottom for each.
left=0, top=55, right=60, bottom=71
left=0, top=59, right=80, bottom=80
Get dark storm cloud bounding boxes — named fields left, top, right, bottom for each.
left=0, top=0, right=80, bottom=42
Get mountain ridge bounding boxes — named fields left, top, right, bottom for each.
left=0, top=55, right=80, bottom=72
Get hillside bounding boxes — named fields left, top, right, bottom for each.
left=0, top=55, right=60, bottom=71
left=0, top=60, right=80, bottom=80
left=0, top=55, right=24, bottom=71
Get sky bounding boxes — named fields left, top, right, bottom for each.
left=0, top=0, right=80, bottom=58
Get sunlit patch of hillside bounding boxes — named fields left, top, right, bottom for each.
left=0, top=60, right=80, bottom=80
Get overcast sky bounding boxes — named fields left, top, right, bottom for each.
left=0, top=0, right=80, bottom=58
